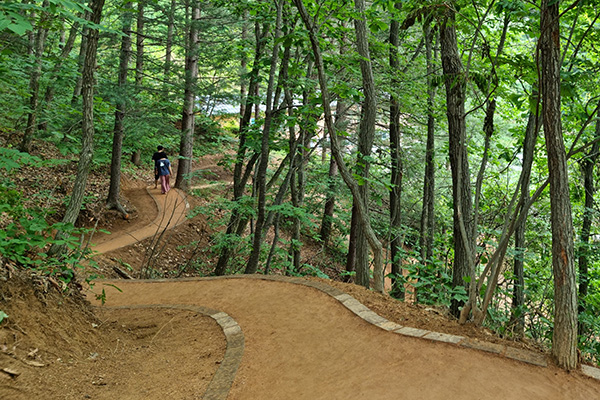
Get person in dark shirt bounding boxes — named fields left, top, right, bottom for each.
left=151, top=146, right=168, bottom=188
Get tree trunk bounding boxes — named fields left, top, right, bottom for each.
left=540, top=0, right=578, bottom=370
left=389, top=2, right=404, bottom=298
left=48, top=0, right=105, bottom=256
left=239, top=11, right=249, bottom=119
left=353, top=0, right=378, bottom=289
left=38, top=20, right=79, bottom=132
left=440, top=6, right=475, bottom=318
left=578, top=100, right=600, bottom=333
left=175, top=1, right=200, bottom=191
left=163, top=0, right=176, bottom=81
left=71, top=6, right=91, bottom=105
left=345, top=203, right=358, bottom=281
left=245, top=0, right=282, bottom=275
left=214, top=22, right=268, bottom=276
left=135, top=0, right=145, bottom=87
left=106, top=8, right=133, bottom=216
left=320, top=33, right=348, bottom=248
left=418, top=17, right=437, bottom=301
left=131, top=150, right=141, bottom=166
left=294, top=0, right=384, bottom=293
left=319, top=137, right=340, bottom=246
left=511, top=109, right=539, bottom=336
left=20, top=1, right=49, bottom=153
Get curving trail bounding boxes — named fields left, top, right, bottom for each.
left=89, top=277, right=600, bottom=400
left=88, top=182, right=600, bottom=400
left=92, top=187, right=188, bottom=254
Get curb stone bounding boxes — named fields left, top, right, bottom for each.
left=200, top=275, right=554, bottom=369
left=98, top=304, right=243, bottom=400
left=582, top=364, right=600, bottom=380
left=99, top=275, right=600, bottom=395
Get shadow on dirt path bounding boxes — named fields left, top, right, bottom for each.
left=81, top=167, right=600, bottom=399
left=89, top=277, right=600, bottom=400
left=92, top=187, right=188, bottom=254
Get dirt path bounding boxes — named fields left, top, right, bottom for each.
left=89, top=278, right=600, bottom=400
left=83, top=174, right=600, bottom=399
left=92, top=186, right=188, bottom=254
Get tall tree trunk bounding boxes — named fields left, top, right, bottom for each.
left=71, top=6, right=91, bottom=105
left=38, top=20, right=79, bottom=132
left=319, top=150, right=339, bottom=246
left=245, top=0, right=283, bottom=275
left=48, top=0, right=106, bottom=256
left=319, top=97, right=348, bottom=247
left=511, top=109, right=540, bottom=335
left=319, top=30, right=347, bottom=250
left=106, top=9, right=133, bottom=216
left=214, top=22, right=268, bottom=276
left=135, top=0, right=145, bottom=87
left=294, top=0, right=384, bottom=293
left=578, top=100, right=600, bottom=333
left=163, top=0, right=176, bottom=81
left=175, top=1, right=200, bottom=191
left=440, top=6, right=475, bottom=319
left=20, top=1, right=49, bottom=153
left=353, top=0, right=378, bottom=289
left=239, top=11, right=249, bottom=119
left=419, top=17, right=437, bottom=300
left=389, top=2, right=404, bottom=298
left=540, top=0, right=577, bottom=370
left=345, top=203, right=359, bottom=281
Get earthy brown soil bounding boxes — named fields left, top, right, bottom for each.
left=0, top=271, right=225, bottom=400
left=1, top=149, right=599, bottom=399
left=93, top=278, right=600, bottom=400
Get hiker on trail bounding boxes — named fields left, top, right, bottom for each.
left=152, top=146, right=168, bottom=188
left=157, top=157, right=173, bottom=194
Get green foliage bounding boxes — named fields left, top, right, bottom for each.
left=0, top=150, right=96, bottom=286
left=92, top=283, right=122, bottom=306
left=389, top=246, right=468, bottom=306
left=0, top=3, right=33, bottom=34
left=0, top=310, right=7, bottom=324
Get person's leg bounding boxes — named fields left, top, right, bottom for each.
left=160, top=175, right=167, bottom=193
left=164, top=174, right=171, bottom=193
left=154, top=173, right=159, bottom=188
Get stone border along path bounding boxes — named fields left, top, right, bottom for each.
left=96, top=183, right=600, bottom=397
left=101, top=304, right=244, bottom=400
left=109, top=274, right=600, bottom=399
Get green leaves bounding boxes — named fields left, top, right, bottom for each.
left=0, top=7, right=33, bottom=34
left=0, top=310, right=7, bottom=324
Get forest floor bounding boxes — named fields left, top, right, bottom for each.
left=1, top=149, right=600, bottom=399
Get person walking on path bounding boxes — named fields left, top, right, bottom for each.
left=156, top=156, right=173, bottom=194
left=152, top=146, right=168, bottom=188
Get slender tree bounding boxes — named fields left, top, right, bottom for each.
left=294, top=0, right=385, bottom=293
left=163, top=0, right=176, bottom=82
left=540, top=0, right=577, bottom=370
left=578, top=101, right=600, bottom=330
left=439, top=3, right=475, bottom=318
left=106, top=8, right=133, bottom=216
left=389, top=1, right=404, bottom=298
left=20, top=0, right=49, bottom=153
left=175, top=0, right=200, bottom=191
left=511, top=108, right=540, bottom=336
left=48, top=0, right=106, bottom=256
left=245, top=0, right=283, bottom=275
left=353, top=0, right=378, bottom=288
left=135, top=0, right=145, bottom=87
left=214, top=19, right=268, bottom=276
left=418, top=16, right=437, bottom=295
left=38, top=20, right=80, bottom=132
